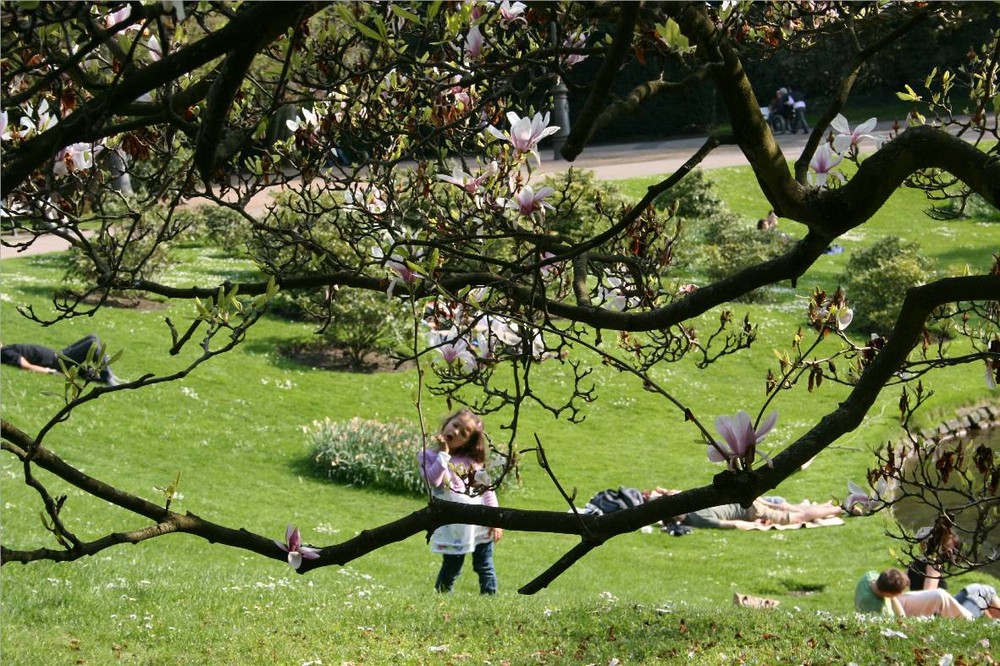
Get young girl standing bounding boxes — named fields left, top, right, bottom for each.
left=417, top=408, right=503, bottom=594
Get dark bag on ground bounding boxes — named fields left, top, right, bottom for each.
left=587, top=486, right=645, bottom=514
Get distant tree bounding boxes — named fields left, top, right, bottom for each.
left=1, top=1, right=998, bottom=592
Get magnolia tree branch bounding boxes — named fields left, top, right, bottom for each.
left=560, top=2, right=639, bottom=161
left=1, top=1, right=323, bottom=196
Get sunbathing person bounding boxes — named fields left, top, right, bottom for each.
left=663, top=491, right=845, bottom=530
left=855, top=567, right=972, bottom=619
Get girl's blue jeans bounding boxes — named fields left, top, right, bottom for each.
left=435, top=541, right=497, bottom=594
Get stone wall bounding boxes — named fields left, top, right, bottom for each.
left=920, top=402, right=1000, bottom=444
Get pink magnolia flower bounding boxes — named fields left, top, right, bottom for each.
left=597, top=277, right=637, bottom=312
left=498, top=0, right=526, bottom=23
left=19, top=99, right=57, bottom=138
left=105, top=5, right=136, bottom=29
left=285, top=107, right=320, bottom=135
left=0, top=110, right=9, bottom=141
left=708, top=410, right=778, bottom=471
left=345, top=182, right=387, bottom=215
left=430, top=331, right=478, bottom=373
left=844, top=478, right=893, bottom=515
left=506, top=185, right=555, bottom=219
left=275, top=525, right=321, bottom=570
left=148, top=34, right=163, bottom=61
left=562, top=30, right=588, bottom=67
left=808, top=143, right=845, bottom=188
left=487, top=111, right=560, bottom=165
left=161, top=0, right=186, bottom=21
left=371, top=246, right=421, bottom=297
left=464, top=24, right=484, bottom=60
left=437, top=162, right=497, bottom=195
left=539, top=251, right=560, bottom=276
left=830, top=114, right=878, bottom=153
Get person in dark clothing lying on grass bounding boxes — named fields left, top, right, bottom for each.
left=1, top=334, right=121, bottom=385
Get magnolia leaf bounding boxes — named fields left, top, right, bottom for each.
left=896, top=84, right=922, bottom=102
left=924, top=67, right=937, bottom=89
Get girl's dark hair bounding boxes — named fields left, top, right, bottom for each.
left=443, top=408, right=486, bottom=463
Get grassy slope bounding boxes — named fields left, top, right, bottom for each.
left=1, top=162, right=998, bottom=664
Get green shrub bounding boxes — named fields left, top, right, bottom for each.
left=64, top=202, right=174, bottom=297
left=652, top=168, right=726, bottom=220
left=322, top=287, right=411, bottom=366
left=175, top=205, right=252, bottom=253
left=308, top=417, right=429, bottom=495
left=541, top=168, right=629, bottom=241
left=275, top=286, right=411, bottom=367
left=687, top=210, right=795, bottom=302
left=840, top=235, right=935, bottom=334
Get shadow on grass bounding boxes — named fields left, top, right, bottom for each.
left=244, top=333, right=415, bottom=374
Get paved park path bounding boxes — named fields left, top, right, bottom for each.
left=0, top=126, right=842, bottom=260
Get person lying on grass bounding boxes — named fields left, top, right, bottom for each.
left=663, top=490, right=845, bottom=531
left=580, top=487, right=844, bottom=531
left=855, top=567, right=972, bottom=619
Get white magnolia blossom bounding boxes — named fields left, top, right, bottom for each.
left=831, top=114, right=879, bottom=153
left=597, top=277, right=638, bottom=312
left=501, top=185, right=555, bottom=220
left=53, top=142, right=101, bottom=176
left=562, top=29, right=589, bottom=67
left=17, top=99, right=57, bottom=139
left=471, top=314, right=545, bottom=359
left=345, top=182, right=387, bottom=215
left=427, top=328, right=478, bottom=373
left=464, top=24, right=484, bottom=60
left=486, top=111, right=560, bottom=165
left=819, top=305, right=854, bottom=331
left=285, top=106, right=321, bottom=135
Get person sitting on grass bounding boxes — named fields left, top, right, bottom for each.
left=1, top=334, right=121, bottom=386
left=854, top=568, right=972, bottom=619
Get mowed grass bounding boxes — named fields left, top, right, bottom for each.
left=1, top=160, right=998, bottom=665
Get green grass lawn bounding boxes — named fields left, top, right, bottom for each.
left=2, top=161, right=998, bottom=664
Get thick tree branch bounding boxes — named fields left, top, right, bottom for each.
left=2, top=1, right=323, bottom=197
left=560, top=2, right=639, bottom=161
